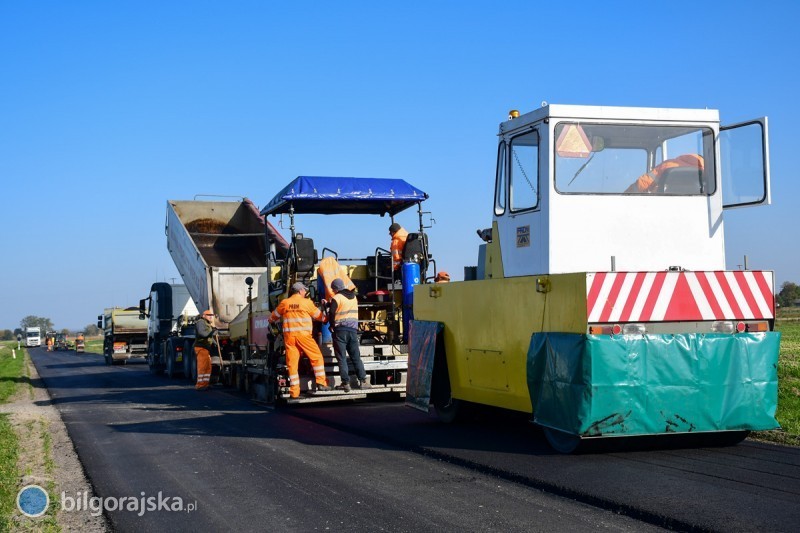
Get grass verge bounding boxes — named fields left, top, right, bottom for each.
left=0, top=342, right=25, bottom=403
left=0, top=414, right=17, bottom=532
left=83, top=337, right=104, bottom=356
left=751, top=317, right=800, bottom=446
left=0, top=342, right=22, bottom=530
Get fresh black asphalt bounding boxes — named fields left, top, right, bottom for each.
left=29, top=348, right=800, bottom=532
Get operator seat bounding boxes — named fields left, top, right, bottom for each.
left=658, top=166, right=704, bottom=194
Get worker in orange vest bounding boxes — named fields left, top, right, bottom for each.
left=194, top=310, right=216, bottom=391
left=434, top=271, right=451, bottom=283
left=625, top=154, right=704, bottom=193
left=328, top=278, right=370, bottom=392
left=389, top=222, right=408, bottom=271
left=269, top=283, right=332, bottom=398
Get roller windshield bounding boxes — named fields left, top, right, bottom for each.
left=554, top=122, right=716, bottom=196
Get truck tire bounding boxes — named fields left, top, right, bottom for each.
left=167, top=338, right=185, bottom=379
left=183, top=341, right=194, bottom=382
left=148, top=341, right=164, bottom=375
left=430, top=336, right=472, bottom=423
left=166, top=348, right=176, bottom=378
left=188, top=351, right=197, bottom=384
left=542, top=427, right=583, bottom=454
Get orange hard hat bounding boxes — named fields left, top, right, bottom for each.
left=435, top=271, right=450, bottom=281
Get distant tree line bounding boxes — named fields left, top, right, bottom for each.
left=778, top=282, right=800, bottom=308
left=3, top=315, right=102, bottom=341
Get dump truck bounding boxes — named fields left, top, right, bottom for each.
left=408, top=104, right=779, bottom=453
left=139, top=283, right=199, bottom=378
left=228, top=176, right=433, bottom=404
left=97, top=307, right=148, bottom=365
left=25, top=326, right=41, bottom=347
left=165, top=198, right=289, bottom=383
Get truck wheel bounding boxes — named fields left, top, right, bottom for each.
left=430, top=338, right=472, bottom=423
left=166, top=349, right=176, bottom=379
left=148, top=354, right=162, bottom=375
left=189, top=353, right=197, bottom=384
left=184, top=342, right=194, bottom=382
left=542, top=427, right=583, bottom=454
left=433, top=396, right=471, bottom=424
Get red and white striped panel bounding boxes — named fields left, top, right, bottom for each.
left=586, top=271, right=775, bottom=323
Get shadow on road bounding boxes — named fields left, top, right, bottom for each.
left=27, top=347, right=775, bottom=459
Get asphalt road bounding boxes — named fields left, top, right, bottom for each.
left=30, top=348, right=800, bottom=532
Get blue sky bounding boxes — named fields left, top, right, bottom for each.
left=1, top=1, right=797, bottom=330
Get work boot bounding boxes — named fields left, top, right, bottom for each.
left=357, top=378, right=372, bottom=389
left=315, top=383, right=332, bottom=392
left=335, top=382, right=351, bottom=393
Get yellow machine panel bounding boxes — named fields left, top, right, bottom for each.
left=414, top=273, right=589, bottom=413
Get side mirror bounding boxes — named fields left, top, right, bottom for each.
left=97, top=315, right=103, bottom=329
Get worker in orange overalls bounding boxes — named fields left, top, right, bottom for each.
left=434, top=271, right=450, bottom=283
left=46, top=336, right=53, bottom=351
left=269, top=282, right=332, bottom=398
left=194, top=309, right=216, bottom=391
left=626, top=154, right=704, bottom=193
left=389, top=222, right=409, bottom=271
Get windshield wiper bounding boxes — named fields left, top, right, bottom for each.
left=567, top=153, right=595, bottom=186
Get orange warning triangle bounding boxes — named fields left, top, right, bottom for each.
left=556, top=124, right=592, bottom=158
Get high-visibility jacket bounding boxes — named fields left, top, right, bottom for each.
left=390, top=227, right=409, bottom=270
left=331, top=291, right=359, bottom=331
left=269, top=293, right=325, bottom=336
left=627, top=154, right=704, bottom=193
left=317, top=256, right=356, bottom=300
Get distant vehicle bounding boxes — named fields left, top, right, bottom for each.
left=54, top=333, right=68, bottom=351
left=25, top=327, right=41, bottom=347
left=75, top=333, right=85, bottom=353
left=97, top=308, right=148, bottom=365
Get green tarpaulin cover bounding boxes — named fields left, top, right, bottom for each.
left=405, top=320, right=442, bottom=412
left=528, top=333, right=780, bottom=436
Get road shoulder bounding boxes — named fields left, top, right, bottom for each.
left=0, top=350, right=108, bottom=531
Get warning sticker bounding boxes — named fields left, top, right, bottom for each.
left=555, top=124, right=592, bottom=158
left=516, top=225, right=530, bottom=247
